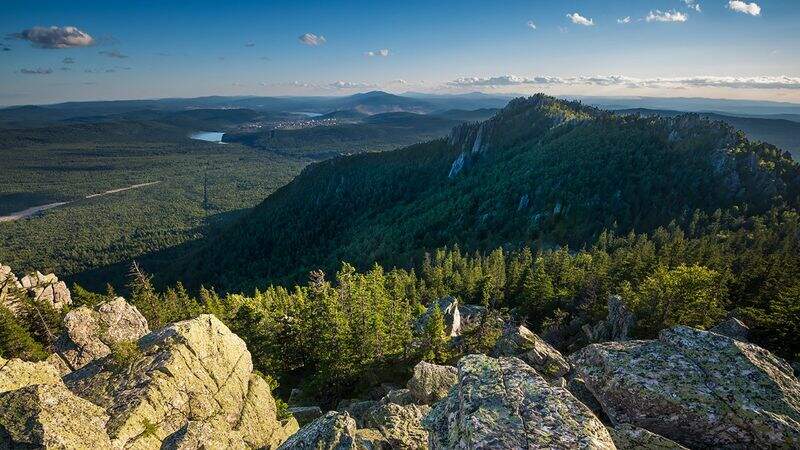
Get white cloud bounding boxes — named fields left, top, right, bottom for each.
left=646, top=10, right=688, bottom=22
left=617, top=16, right=632, bottom=24
left=567, top=13, right=594, bottom=26
left=526, top=20, right=537, bottom=30
left=447, top=74, right=800, bottom=90
left=8, top=26, right=94, bottom=49
left=298, top=33, right=326, bottom=46
left=727, top=1, right=761, bottom=16
left=684, top=0, right=701, bottom=12
left=329, top=80, right=378, bottom=89
left=365, top=49, right=390, bottom=57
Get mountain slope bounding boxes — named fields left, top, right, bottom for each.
left=617, top=108, right=800, bottom=159
left=181, top=95, right=800, bottom=292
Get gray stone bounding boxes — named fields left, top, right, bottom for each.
left=406, top=361, right=457, bottom=405
left=0, top=356, right=62, bottom=394
left=423, top=354, right=615, bottom=449
left=365, top=402, right=430, bottom=449
left=0, top=383, right=112, bottom=449
left=607, top=424, right=687, bottom=450
left=710, top=317, right=749, bottom=342
left=52, top=297, right=149, bottom=373
left=65, top=314, right=290, bottom=449
left=582, top=295, right=635, bottom=343
left=492, top=324, right=570, bottom=379
left=277, top=411, right=358, bottom=450
left=289, top=406, right=324, bottom=425
left=570, top=325, right=800, bottom=448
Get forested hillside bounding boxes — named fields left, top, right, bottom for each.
left=182, top=95, right=800, bottom=292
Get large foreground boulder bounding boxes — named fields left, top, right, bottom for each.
left=0, top=383, right=112, bottom=449
left=50, top=297, right=149, bottom=373
left=406, top=361, right=458, bottom=405
left=65, top=314, right=292, bottom=449
left=570, top=325, right=800, bottom=448
left=423, top=354, right=615, bottom=449
left=492, top=324, right=570, bottom=379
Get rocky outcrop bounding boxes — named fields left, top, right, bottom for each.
left=277, top=411, right=358, bottom=450
left=365, top=402, right=430, bottom=449
left=0, top=356, right=61, bottom=393
left=582, top=295, right=635, bottom=343
left=338, top=399, right=377, bottom=427
left=570, top=325, right=800, bottom=448
left=492, top=324, right=570, bottom=379
left=65, top=314, right=291, bottom=449
left=288, top=406, right=323, bottom=425
left=49, top=297, right=149, bottom=374
left=162, top=419, right=247, bottom=450
left=423, top=354, right=615, bottom=449
left=376, top=388, right=414, bottom=406
left=0, top=265, right=71, bottom=315
left=406, top=361, right=457, bottom=405
left=607, top=424, right=687, bottom=450
left=710, top=316, right=749, bottom=341
left=0, top=383, right=112, bottom=449
left=415, top=297, right=486, bottom=338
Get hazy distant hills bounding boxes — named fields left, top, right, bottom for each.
left=178, top=95, right=800, bottom=292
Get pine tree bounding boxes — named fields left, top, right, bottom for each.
left=422, top=302, right=448, bottom=364
left=0, top=305, right=47, bottom=361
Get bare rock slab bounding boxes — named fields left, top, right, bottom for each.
left=423, top=354, right=615, bottom=449
left=570, top=325, right=800, bottom=448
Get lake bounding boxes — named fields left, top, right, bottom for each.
left=189, top=131, right=225, bottom=143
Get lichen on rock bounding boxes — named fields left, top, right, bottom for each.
left=423, top=354, right=615, bottom=449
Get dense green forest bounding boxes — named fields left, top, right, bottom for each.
left=180, top=95, right=800, bottom=292
left=0, top=128, right=307, bottom=284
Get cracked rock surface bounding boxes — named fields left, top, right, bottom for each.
left=570, top=326, right=800, bottom=448
left=423, top=354, right=614, bottom=449
left=65, top=314, right=289, bottom=449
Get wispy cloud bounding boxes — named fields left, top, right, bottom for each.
left=328, top=80, right=379, bottom=89
left=19, top=67, right=53, bottom=75
left=365, top=49, right=390, bottom=57
left=567, top=13, right=594, bottom=26
left=244, top=42, right=255, bottom=47
left=646, top=10, right=688, bottom=22
left=99, top=49, right=128, bottom=58
left=617, top=16, right=631, bottom=24
left=7, top=26, right=94, bottom=49
left=447, top=74, right=800, bottom=90
left=299, top=33, right=326, bottom=46
left=727, top=1, right=761, bottom=16
left=526, top=20, right=537, bottom=30
left=684, top=0, right=701, bottom=12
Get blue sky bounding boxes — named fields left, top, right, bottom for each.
left=1, top=0, right=798, bottom=105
